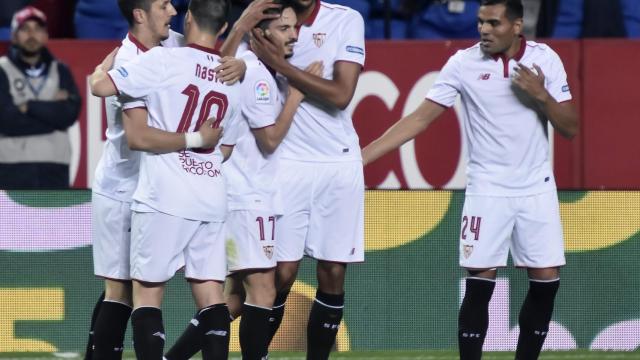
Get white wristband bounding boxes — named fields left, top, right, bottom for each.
left=184, top=132, right=204, bottom=149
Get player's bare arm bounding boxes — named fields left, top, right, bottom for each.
left=213, top=56, right=247, bottom=85
left=513, top=63, right=579, bottom=139
left=219, top=0, right=281, bottom=57
left=252, top=62, right=321, bottom=154
left=123, top=108, right=223, bottom=153
left=220, top=144, right=234, bottom=162
left=362, top=100, right=446, bottom=166
left=89, top=47, right=119, bottom=97
left=250, top=29, right=360, bottom=110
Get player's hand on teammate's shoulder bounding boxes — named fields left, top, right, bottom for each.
left=215, top=56, right=246, bottom=85
left=235, top=0, right=281, bottom=33
left=199, top=119, right=224, bottom=149
left=287, top=61, right=325, bottom=101
left=512, top=62, right=551, bottom=103
left=305, top=61, right=324, bottom=77
left=97, top=47, right=119, bottom=72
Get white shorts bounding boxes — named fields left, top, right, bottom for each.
left=92, top=192, right=131, bottom=280
left=130, top=211, right=226, bottom=283
left=459, top=191, right=566, bottom=269
left=276, top=160, right=364, bottom=263
left=226, top=210, right=277, bottom=272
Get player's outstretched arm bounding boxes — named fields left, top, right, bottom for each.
left=89, top=47, right=119, bottom=97
left=220, top=0, right=281, bottom=57
left=123, top=108, right=222, bottom=153
left=513, top=63, right=578, bottom=138
left=362, top=99, right=446, bottom=166
left=252, top=62, right=322, bottom=154
left=250, top=29, right=360, bottom=110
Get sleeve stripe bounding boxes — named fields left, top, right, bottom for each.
left=425, top=97, right=452, bottom=109
left=123, top=106, right=147, bottom=113
left=250, top=123, right=276, bottom=130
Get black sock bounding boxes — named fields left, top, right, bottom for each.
left=84, top=291, right=105, bottom=360
left=515, top=279, right=560, bottom=360
left=306, top=290, right=344, bottom=360
left=93, top=300, right=132, bottom=360
left=267, top=290, right=289, bottom=345
left=131, top=307, right=165, bottom=360
left=199, top=304, right=230, bottom=360
left=458, top=278, right=496, bottom=360
left=165, top=311, right=201, bottom=360
left=240, top=303, right=272, bottom=360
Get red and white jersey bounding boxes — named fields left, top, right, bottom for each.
left=223, top=49, right=283, bottom=213
left=426, top=38, right=572, bottom=196
left=108, top=44, right=242, bottom=222
left=93, top=30, right=184, bottom=202
left=279, top=1, right=365, bottom=162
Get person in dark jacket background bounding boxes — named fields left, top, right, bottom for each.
left=0, top=6, right=81, bottom=189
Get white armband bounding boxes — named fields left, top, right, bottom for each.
left=184, top=132, right=204, bottom=149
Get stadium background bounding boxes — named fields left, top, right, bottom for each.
left=2, top=0, right=640, bottom=356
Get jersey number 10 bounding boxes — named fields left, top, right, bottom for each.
left=177, top=84, right=229, bottom=153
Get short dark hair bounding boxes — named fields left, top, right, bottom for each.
left=189, top=0, right=230, bottom=34
left=257, top=0, right=293, bottom=31
left=480, top=0, right=524, bottom=21
left=118, top=0, right=154, bottom=26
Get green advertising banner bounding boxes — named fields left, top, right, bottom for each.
left=1, top=190, right=639, bottom=352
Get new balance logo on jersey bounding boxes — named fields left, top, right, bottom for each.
left=205, top=329, right=228, bottom=336
left=478, top=73, right=491, bottom=80
left=152, top=332, right=166, bottom=341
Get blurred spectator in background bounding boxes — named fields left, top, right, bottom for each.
left=537, top=0, right=640, bottom=38
left=74, top=0, right=128, bottom=39
left=0, top=1, right=34, bottom=40
left=0, top=6, right=81, bottom=189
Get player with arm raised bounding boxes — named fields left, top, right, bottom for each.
left=361, top=1, right=578, bottom=359
left=85, top=1, right=202, bottom=359
left=90, top=0, right=241, bottom=358
left=165, top=4, right=324, bottom=359
left=85, top=0, right=251, bottom=357
left=246, top=0, right=366, bottom=358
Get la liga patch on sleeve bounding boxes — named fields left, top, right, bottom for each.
left=255, top=80, right=271, bottom=104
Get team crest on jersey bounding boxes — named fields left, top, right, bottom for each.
left=463, top=245, right=474, bottom=259
left=255, top=80, right=271, bottom=104
left=263, top=245, right=274, bottom=259
left=313, top=33, right=327, bottom=47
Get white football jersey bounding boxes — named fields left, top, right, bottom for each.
left=108, top=44, right=242, bottom=221
left=279, top=2, right=365, bottom=162
left=426, top=38, right=572, bottom=196
left=222, top=50, right=283, bottom=213
left=93, top=31, right=184, bottom=202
